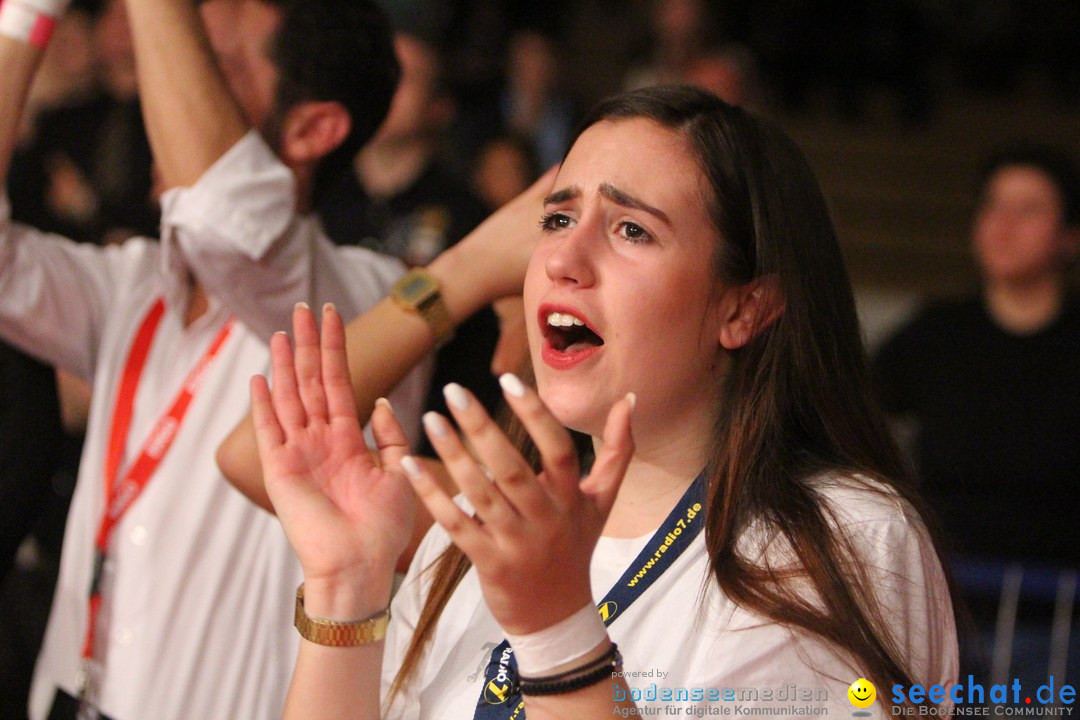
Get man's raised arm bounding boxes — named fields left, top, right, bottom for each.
left=122, top=0, right=247, bottom=191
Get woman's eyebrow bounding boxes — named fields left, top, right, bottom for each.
left=543, top=186, right=580, bottom=205
left=600, top=182, right=672, bottom=227
left=544, top=184, right=672, bottom=228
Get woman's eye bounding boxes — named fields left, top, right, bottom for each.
left=539, top=212, right=573, bottom=231
left=618, top=221, right=652, bottom=244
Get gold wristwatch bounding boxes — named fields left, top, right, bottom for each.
left=294, top=584, right=391, bottom=646
left=390, top=268, right=454, bottom=348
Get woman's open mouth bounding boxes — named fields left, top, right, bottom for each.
left=543, top=311, right=604, bottom=352
left=539, top=307, right=604, bottom=369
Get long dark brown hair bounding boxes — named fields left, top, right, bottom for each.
left=390, top=85, right=954, bottom=705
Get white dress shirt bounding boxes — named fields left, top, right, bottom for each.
left=0, top=132, right=427, bottom=720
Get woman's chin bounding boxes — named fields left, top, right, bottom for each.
left=537, top=391, right=605, bottom=438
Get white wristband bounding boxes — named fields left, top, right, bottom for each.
left=505, top=604, right=609, bottom=675
left=0, top=0, right=62, bottom=47
left=8, top=0, right=68, bottom=17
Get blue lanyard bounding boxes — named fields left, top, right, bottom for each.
left=472, top=472, right=706, bottom=720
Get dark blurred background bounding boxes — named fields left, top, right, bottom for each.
left=3, top=1, right=1079, bottom=716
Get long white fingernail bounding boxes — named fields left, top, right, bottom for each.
left=499, top=373, right=526, bottom=398
left=295, top=301, right=309, bottom=310
left=443, top=383, right=469, bottom=411
left=423, top=411, right=448, bottom=438
left=626, top=392, right=636, bottom=410
left=375, top=397, right=393, bottom=412
left=401, top=455, right=421, bottom=479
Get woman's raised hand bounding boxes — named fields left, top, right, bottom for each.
left=401, top=375, right=635, bottom=636
left=250, top=303, right=415, bottom=604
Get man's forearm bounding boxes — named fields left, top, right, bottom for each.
left=124, top=0, right=247, bottom=191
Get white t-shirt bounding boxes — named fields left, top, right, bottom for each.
left=0, top=133, right=427, bottom=720
left=380, top=475, right=958, bottom=718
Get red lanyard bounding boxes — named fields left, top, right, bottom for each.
left=80, top=297, right=234, bottom=662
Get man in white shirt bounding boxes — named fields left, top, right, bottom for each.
left=0, top=0, right=429, bottom=717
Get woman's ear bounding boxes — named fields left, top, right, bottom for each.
left=717, top=275, right=785, bottom=350
left=279, top=100, right=352, bottom=166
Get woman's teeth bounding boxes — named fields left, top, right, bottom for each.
left=547, top=312, right=585, bottom=327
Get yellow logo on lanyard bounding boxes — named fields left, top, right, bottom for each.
left=485, top=680, right=511, bottom=704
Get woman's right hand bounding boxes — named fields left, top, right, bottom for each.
left=250, top=303, right=415, bottom=613
left=403, top=378, right=634, bottom=637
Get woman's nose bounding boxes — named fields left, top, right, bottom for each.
left=544, top=221, right=597, bottom=287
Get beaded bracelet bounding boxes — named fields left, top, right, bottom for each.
left=517, top=643, right=623, bottom=696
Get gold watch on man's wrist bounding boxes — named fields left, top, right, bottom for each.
left=390, top=268, right=454, bottom=348
left=293, top=584, right=390, bottom=647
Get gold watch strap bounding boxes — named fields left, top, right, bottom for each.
left=419, top=289, right=454, bottom=348
left=293, top=584, right=390, bottom=646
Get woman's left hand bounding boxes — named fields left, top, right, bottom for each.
left=400, top=375, right=635, bottom=635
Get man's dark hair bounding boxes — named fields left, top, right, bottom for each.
left=978, top=141, right=1080, bottom=227
left=262, top=0, right=400, bottom=201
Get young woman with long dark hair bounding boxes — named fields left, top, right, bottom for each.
left=250, top=85, right=958, bottom=719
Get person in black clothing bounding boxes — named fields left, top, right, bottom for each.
left=875, top=143, right=1080, bottom=567
left=318, top=32, right=500, bottom=436
left=874, top=142, right=1080, bottom=684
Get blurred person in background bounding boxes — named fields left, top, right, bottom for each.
left=470, top=131, right=539, bottom=378
left=499, top=28, right=577, bottom=171
left=9, top=0, right=157, bottom=246
left=622, top=0, right=767, bottom=113
left=471, top=132, right=537, bottom=213
left=874, top=142, right=1080, bottom=684
left=683, top=42, right=766, bottom=110
left=561, top=0, right=646, bottom=109
left=455, top=25, right=579, bottom=176
left=623, top=0, right=720, bottom=91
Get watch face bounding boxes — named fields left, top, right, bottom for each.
left=402, top=274, right=431, bottom=297
left=397, top=270, right=437, bottom=304
left=392, top=270, right=453, bottom=346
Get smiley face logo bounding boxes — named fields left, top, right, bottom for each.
left=848, top=678, right=876, bottom=709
